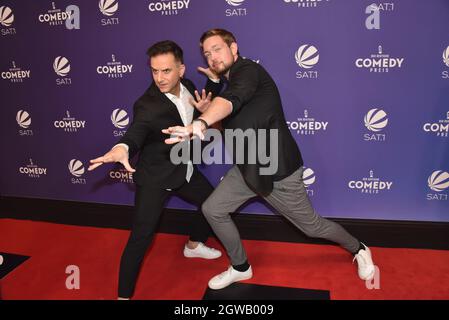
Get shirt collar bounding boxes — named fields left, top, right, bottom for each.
left=165, top=83, right=186, bottom=101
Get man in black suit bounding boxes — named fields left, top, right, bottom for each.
left=88, top=41, right=222, bottom=299
left=164, top=29, right=376, bottom=290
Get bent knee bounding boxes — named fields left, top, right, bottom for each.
left=201, top=199, right=228, bottom=220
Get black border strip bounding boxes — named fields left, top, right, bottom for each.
left=1, top=196, right=448, bottom=250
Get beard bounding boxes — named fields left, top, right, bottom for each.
left=211, top=61, right=232, bottom=76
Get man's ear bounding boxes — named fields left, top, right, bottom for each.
left=230, top=42, right=238, bottom=57
left=179, top=63, right=186, bottom=78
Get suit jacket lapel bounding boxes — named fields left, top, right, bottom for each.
left=148, top=82, right=184, bottom=124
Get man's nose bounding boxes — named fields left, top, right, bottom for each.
left=209, top=52, right=218, bottom=62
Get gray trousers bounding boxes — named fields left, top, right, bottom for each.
left=202, top=166, right=360, bottom=265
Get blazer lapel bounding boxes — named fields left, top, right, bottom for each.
left=148, top=82, right=184, bottom=124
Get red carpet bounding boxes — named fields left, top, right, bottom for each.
left=1, top=218, right=448, bottom=300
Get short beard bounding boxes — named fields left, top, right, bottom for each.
left=213, top=62, right=232, bottom=76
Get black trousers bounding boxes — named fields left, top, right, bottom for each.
left=118, top=169, right=214, bottom=298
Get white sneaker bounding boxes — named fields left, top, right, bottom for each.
left=353, top=243, right=375, bottom=281
left=183, top=242, right=222, bottom=259
left=208, top=266, right=253, bottom=290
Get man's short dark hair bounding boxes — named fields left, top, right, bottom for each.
left=146, top=40, right=184, bottom=64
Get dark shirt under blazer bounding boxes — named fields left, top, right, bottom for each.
left=218, top=56, right=304, bottom=195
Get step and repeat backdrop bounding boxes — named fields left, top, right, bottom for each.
left=1, top=0, right=448, bottom=222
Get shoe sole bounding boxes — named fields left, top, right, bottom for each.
left=208, top=273, right=253, bottom=290
left=183, top=252, right=222, bottom=259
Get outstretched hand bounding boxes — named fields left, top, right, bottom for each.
left=190, top=89, right=212, bottom=113
left=162, top=121, right=207, bottom=144
left=88, top=145, right=135, bottom=173
left=162, top=125, right=194, bottom=144
left=197, top=66, right=219, bottom=81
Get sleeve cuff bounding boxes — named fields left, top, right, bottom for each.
left=209, top=77, right=220, bottom=83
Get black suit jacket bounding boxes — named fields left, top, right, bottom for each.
left=218, top=56, right=304, bottom=195
left=119, top=78, right=221, bottom=189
